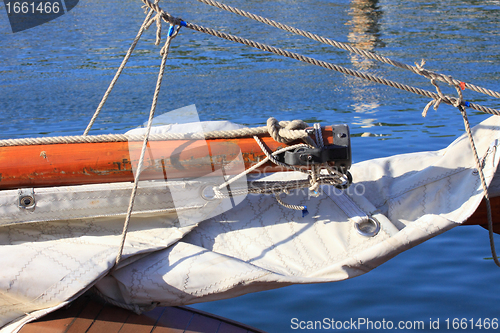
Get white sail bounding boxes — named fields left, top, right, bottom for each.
left=1, top=116, right=499, bottom=333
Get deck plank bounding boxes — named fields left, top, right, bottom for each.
left=178, top=306, right=266, bottom=333
left=65, top=299, right=105, bottom=333
left=18, top=297, right=88, bottom=333
left=152, top=307, right=193, bottom=333
left=184, top=313, right=221, bottom=333
left=118, top=307, right=164, bottom=333
left=86, top=304, right=131, bottom=333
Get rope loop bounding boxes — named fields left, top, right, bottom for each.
left=274, top=191, right=303, bottom=210
left=266, top=117, right=309, bottom=143
left=452, top=83, right=465, bottom=108
left=416, top=61, right=444, bottom=117
left=160, top=24, right=181, bottom=55
left=417, top=60, right=472, bottom=117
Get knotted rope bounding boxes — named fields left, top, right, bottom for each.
left=212, top=122, right=350, bottom=216
left=267, top=118, right=308, bottom=143
left=417, top=57, right=500, bottom=266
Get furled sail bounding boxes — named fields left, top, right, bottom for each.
left=1, top=116, right=499, bottom=333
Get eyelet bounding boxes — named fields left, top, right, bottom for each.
left=354, top=217, right=380, bottom=237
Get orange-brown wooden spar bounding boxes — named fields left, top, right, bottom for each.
left=463, top=197, right=500, bottom=233
left=0, top=127, right=338, bottom=190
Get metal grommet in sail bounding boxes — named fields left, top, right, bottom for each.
left=354, top=217, right=380, bottom=237
left=200, top=183, right=217, bottom=201
left=18, top=188, right=36, bottom=211
left=20, top=196, right=34, bottom=207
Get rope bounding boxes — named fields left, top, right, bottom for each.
left=213, top=133, right=348, bottom=218
left=267, top=117, right=309, bottom=143
left=253, top=136, right=312, bottom=175
left=114, top=24, right=181, bottom=268
left=83, top=2, right=159, bottom=136
left=213, top=139, right=311, bottom=196
left=274, top=191, right=307, bottom=213
left=193, top=0, right=500, bottom=100
left=0, top=120, right=311, bottom=147
left=458, top=105, right=500, bottom=268
left=421, top=77, right=446, bottom=117
left=187, top=0, right=500, bottom=265
left=138, top=0, right=500, bottom=117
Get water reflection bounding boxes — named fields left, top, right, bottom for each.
left=345, top=0, right=385, bottom=131
left=346, top=0, right=385, bottom=69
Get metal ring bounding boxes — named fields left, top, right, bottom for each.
left=354, top=217, right=380, bottom=237
left=19, top=195, right=35, bottom=208
left=200, top=183, right=217, bottom=201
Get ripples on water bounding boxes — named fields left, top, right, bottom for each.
left=0, top=0, right=499, bottom=331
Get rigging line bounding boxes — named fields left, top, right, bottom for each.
left=0, top=119, right=308, bottom=147
left=459, top=105, right=500, bottom=268
left=181, top=22, right=498, bottom=115
left=213, top=141, right=310, bottom=196
left=193, top=0, right=500, bottom=100
left=139, top=0, right=499, bottom=116
left=83, top=3, right=160, bottom=136
left=114, top=25, right=181, bottom=268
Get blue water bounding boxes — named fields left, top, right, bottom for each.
left=1, top=0, right=499, bottom=331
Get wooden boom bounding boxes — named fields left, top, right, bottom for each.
left=1, top=126, right=496, bottom=231
left=0, top=127, right=337, bottom=190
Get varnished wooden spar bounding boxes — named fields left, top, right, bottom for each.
left=0, top=128, right=335, bottom=190
left=464, top=197, right=500, bottom=232
left=2, top=126, right=497, bottom=230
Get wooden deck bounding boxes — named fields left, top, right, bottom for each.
left=19, top=293, right=265, bottom=333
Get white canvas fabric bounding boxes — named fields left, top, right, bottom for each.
left=1, top=116, right=499, bottom=332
